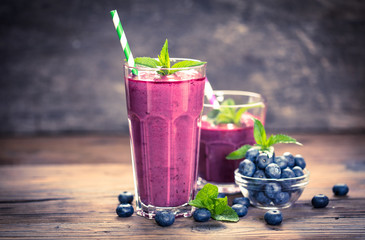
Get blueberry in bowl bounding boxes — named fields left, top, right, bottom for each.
left=227, top=119, right=308, bottom=209
left=235, top=166, right=309, bottom=209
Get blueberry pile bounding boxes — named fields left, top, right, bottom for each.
left=238, top=149, right=307, bottom=207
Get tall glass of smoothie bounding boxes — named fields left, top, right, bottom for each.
left=198, top=91, right=266, bottom=194
left=124, top=58, right=206, bottom=218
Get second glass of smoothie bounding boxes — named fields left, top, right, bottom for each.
left=198, top=91, right=266, bottom=194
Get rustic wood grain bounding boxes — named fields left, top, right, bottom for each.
left=0, top=134, right=365, bottom=239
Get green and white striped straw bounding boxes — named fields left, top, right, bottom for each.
left=110, top=10, right=138, bottom=75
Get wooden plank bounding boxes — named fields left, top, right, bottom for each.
left=1, top=133, right=365, bottom=165
left=0, top=134, right=365, bottom=239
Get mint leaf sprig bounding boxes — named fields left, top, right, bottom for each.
left=207, top=98, right=264, bottom=126
left=226, top=118, right=302, bottom=160
left=133, top=39, right=206, bottom=76
left=189, top=183, right=239, bottom=222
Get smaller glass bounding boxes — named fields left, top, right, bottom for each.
left=197, top=91, right=266, bottom=194
left=235, top=169, right=310, bottom=209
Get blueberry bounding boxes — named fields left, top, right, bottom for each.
left=274, top=156, right=288, bottom=169
left=232, top=197, right=250, bottom=208
left=265, top=163, right=281, bottom=179
left=116, top=203, right=134, bottom=217
left=281, top=168, right=295, bottom=178
left=253, top=170, right=266, bottom=179
left=280, top=168, right=296, bottom=189
left=273, top=191, right=291, bottom=205
left=294, top=154, right=306, bottom=169
left=255, top=191, right=272, bottom=205
left=312, top=194, right=329, bottom=208
left=217, top=193, right=226, bottom=198
left=283, top=152, right=295, bottom=168
left=292, top=166, right=304, bottom=177
left=239, top=159, right=256, bottom=177
left=245, top=148, right=259, bottom=162
left=332, top=184, right=349, bottom=196
left=264, top=210, right=283, bottom=225
left=231, top=204, right=248, bottom=217
left=256, top=153, right=273, bottom=169
left=193, top=208, right=211, bottom=222
left=264, top=182, right=282, bottom=199
left=118, top=191, right=134, bottom=204
left=155, top=211, right=175, bottom=227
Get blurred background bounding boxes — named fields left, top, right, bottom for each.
left=0, top=0, right=364, bottom=135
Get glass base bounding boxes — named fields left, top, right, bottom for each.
left=197, top=177, right=241, bottom=194
left=135, top=199, right=194, bottom=219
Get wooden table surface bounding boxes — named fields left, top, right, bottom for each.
left=0, top=134, right=365, bottom=239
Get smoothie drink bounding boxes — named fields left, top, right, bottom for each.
left=124, top=60, right=206, bottom=218
left=199, top=114, right=255, bottom=183
left=198, top=91, right=266, bottom=193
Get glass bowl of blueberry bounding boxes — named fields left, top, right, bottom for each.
left=234, top=150, right=310, bottom=209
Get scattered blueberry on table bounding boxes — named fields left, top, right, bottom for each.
left=155, top=211, right=175, bottom=227
left=312, top=194, right=329, bottom=208
left=231, top=204, right=248, bottom=217
left=116, top=203, right=134, bottom=217
left=193, top=208, right=211, bottom=222
left=332, top=184, right=349, bottom=196
left=118, top=191, right=134, bottom=204
left=264, top=210, right=283, bottom=225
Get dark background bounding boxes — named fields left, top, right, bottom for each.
left=0, top=0, right=364, bottom=135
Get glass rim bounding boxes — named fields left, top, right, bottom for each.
left=204, top=90, right=267, bottom=108
left=234, top=168, right=310, bottom=183
left=123, top=57, right=207, bottom=71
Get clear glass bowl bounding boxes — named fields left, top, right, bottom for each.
left=234, top=169, right=310, bottom=209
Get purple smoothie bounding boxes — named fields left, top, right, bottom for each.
left=199, top=113, right=258, bottom=183
left=125, top=72, right=205, bottom=207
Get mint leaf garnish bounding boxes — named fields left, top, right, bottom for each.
left=133, top=39, right=205, bottom=76
left=212, top=206, right=239, bottom=222
left=188, top=183, right=239, bottom=222
left=253, top=117, right=266, bottom=146
left=216, top=113, right=234, bottom=124
left=207, top=109, right=220, bottom=119
left=134, top=57, right=160, bottom=68
left=272, top=134, right=302, bottom=145
left=196, top=183, right=219, bottom=200
left=157, top=39, right=170, bottom=75
left=213, top=197, right=228, bottom=215
left=233, top=107, right=250, bottom=125
left=171, top=60, right=206, bottom=68
left=207, top=98, right=264, bottom=126
left=226, top=145, right=252, bottom=160
left=226, top=118, right=302, bottom=160
left=188, top=198, right=206, bottom=209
